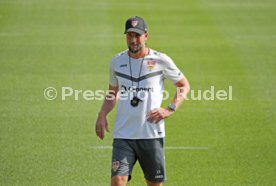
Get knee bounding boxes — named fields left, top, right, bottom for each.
left=146, top=179, right=163, bottom=186
left=111, top=176, right=128, bottom=186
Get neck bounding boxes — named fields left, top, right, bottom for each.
left=128, top=47, right=148, bottom=59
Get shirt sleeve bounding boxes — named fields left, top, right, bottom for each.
left=109, top=60, right=118, bottom=86
left=162, top=54, right=184, bottom=84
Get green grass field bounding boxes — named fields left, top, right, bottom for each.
left=1, top=0, right=275, bottom=185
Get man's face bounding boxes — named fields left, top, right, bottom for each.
left=126, top=32, right=148, bottom=53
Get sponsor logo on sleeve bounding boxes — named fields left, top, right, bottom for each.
left=120, top=64, right=128, bottom=68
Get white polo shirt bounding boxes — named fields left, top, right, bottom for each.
left=109, top=49, right=184, bottom=139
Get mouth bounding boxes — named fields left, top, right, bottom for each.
left=128, top=43, right=141, bottom=53
left=130, top=43, right=138, bottom=47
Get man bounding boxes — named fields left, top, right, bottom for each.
left=95, top=16, right=190, bottom=186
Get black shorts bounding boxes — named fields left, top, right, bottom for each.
left=111, top=138, right=166, bottom=182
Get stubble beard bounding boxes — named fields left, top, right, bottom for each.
left=128, top=44, right=142, bottom=54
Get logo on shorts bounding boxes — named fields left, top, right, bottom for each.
left=155, top=170, right=164, bottom=179
left=112, top=161, right=120, bottom=172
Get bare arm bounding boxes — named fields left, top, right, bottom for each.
left=147, top=77, right=190, bottom=123
left=95, top=85, right=119, bottom=140
left=170, top=76, right=190, bottom=109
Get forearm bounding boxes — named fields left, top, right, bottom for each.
left=98, top=85, right=118, bottom=116
left=171, top=78, right=190, bottom=109
left=98, top=97, right=117, bottom=116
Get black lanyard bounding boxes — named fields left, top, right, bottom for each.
left=128, top=55, right=145, bottom=97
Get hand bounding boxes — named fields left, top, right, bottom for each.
left=146, top=108, right=174, bottom=123
left=95, top=113, right=109, bottom=140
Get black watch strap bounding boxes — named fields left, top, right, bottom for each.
left=168, top=103, right=176, bottom=112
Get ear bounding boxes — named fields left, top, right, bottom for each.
left=144, top=32, right=149, bottom=40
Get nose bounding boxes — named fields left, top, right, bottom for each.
left=130, top=37, right=137, bottom=43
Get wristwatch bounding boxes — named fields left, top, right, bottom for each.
left=168, top=103, right=176, bottom=112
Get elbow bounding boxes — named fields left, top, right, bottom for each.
left=176, top=78, right=190, bottom=93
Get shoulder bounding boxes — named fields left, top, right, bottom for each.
left=111, top=50, right=128, bottom=61
left=110, top=50, right=128, bottom=67
left=149, top=49, right=174, bottom=65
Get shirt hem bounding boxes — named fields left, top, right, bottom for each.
left=113, top=136, right=165, bottom=139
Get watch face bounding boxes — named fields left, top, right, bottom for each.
left=169, top=104, right=176, bottom=111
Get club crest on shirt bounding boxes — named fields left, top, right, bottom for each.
left=147, top=60, right=156, bottom=71
left=131, top=20, right=138, bottom=27
left=112, top=161, right=120, bottom=172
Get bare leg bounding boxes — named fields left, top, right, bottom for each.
left=111, top=176, right=128, bottom=186
left=146, top=179, right=163, bottom=186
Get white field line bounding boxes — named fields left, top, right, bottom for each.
left=91, top=146, right=208, bottom=150
left=91, top=146, right=113, bottom=149
left=165, top=146, right=209, bottom=150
